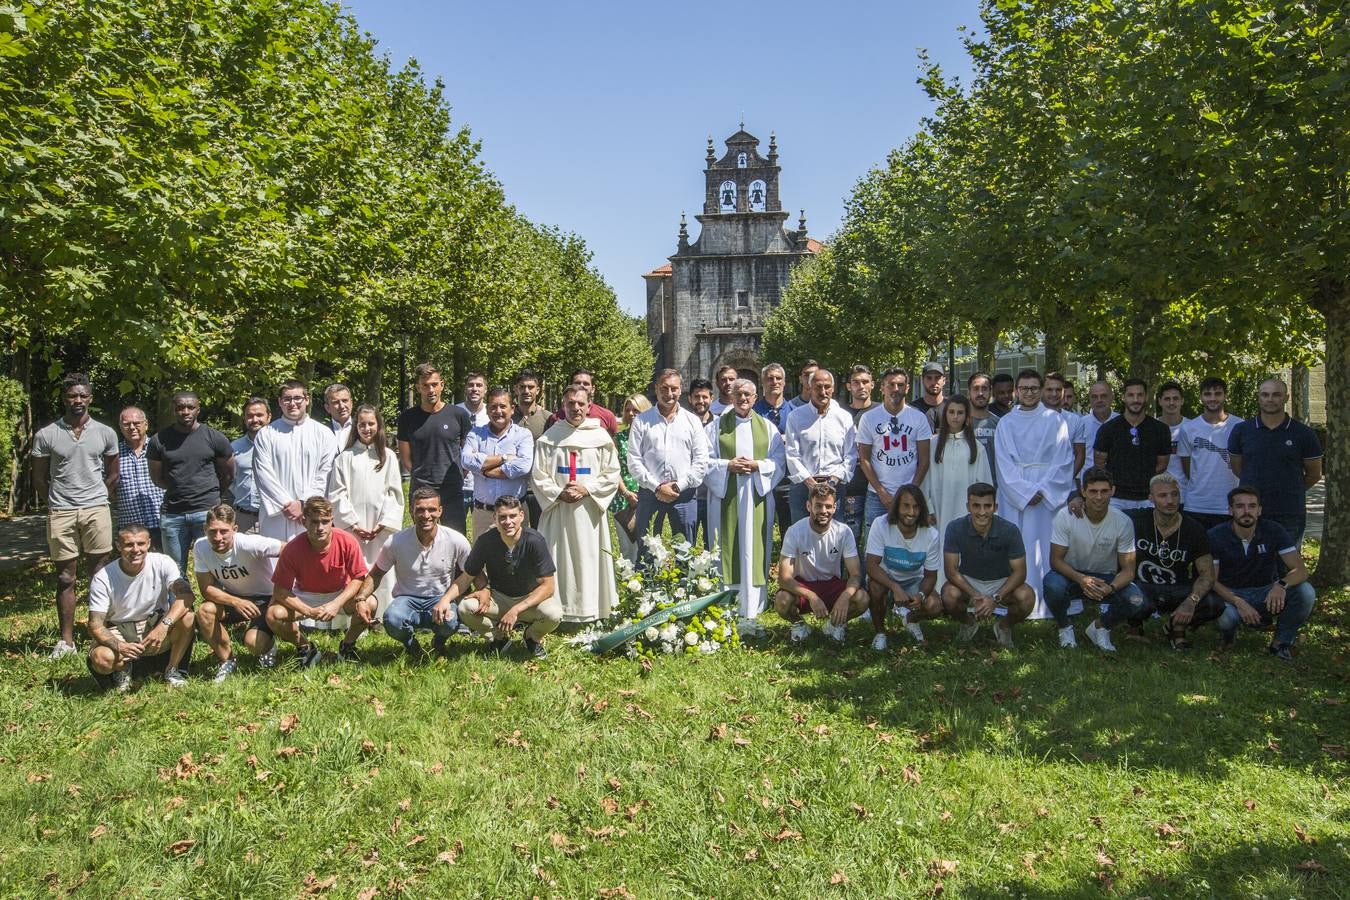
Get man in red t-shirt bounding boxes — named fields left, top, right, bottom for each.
left=265, top=496, right=373, bottom=666
left=545, top=368, right=618, bottom=436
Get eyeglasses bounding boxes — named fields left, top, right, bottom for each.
left=120, top=421, right=146, bottom=429
left=280, top=396, right=308, bottom=404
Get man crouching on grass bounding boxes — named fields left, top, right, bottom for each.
left=87, top=524, right=197, bottom=691
left=773, top=483, right=865, bottom=643
left=265, top=496, right=373, bottom=667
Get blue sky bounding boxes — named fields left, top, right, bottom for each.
left=341, top=1, right=984, bottom=315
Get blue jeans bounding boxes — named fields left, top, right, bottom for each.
left=635, top=487, right=698, bottom=558
left=1215, top=582, right=1315, bottom=646
left=674, top=494, right=711, bottom=549
left=1042, top=570, right=1147, bottom=629
left=840, top=493, right=865, bottom=548
left=383, top=595, right=459, bottom=648
left=161, top=509, right=208, bottom=575
left=863, top=491, right=889, bottom=529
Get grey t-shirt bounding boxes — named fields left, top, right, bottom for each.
left=375, top=524, right=472, bottom=599
left=32, top=418, right=119, bottom=509
left=971, top=412, right=999, bottom=485
left=943, top=514, right=1026, bottom=581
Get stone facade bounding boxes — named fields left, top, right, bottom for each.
left=645, top=127, right=819, bottom=386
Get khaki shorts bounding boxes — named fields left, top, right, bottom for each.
left=48, top=506, right=113, bottom=561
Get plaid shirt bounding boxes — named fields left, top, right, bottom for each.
left=116, top=440, right=165, bottom=527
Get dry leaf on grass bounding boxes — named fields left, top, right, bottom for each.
left=902, top=764, right=922, bottom=785
left=1295, top=860, right=1328, bottom=874
left=356, top=889, right=378, bottom=900
left=598, top=886, right=636, bottom=899
left=1294, top=824, right=1316, bottom=845
left=600, top=796, right=620, bottom=815
left=275, top=746, right=302, bottom=758
left=928, top=859, right=958, bottom=878
left=88, top=824, right=108, bottom=840
left=166, top=839, right=196, bottom=856
left=830, top=870, right=850, bottom=885
left=299, top=872, right=337, bottom=895
left=278, top=714, right=299, bottom=734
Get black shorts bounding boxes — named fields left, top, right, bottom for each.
left=210, top=596, right=273, bottom=636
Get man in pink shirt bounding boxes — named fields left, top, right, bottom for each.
left=266, top=496, right=373, bottom=666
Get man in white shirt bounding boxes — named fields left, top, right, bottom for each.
left=627, top=369, right=710, bottom=552
left=86, top=524, right=197, bottom=691
left=1044, top=372, right=1080, bottom=436
left=193, top=504, right=285, bottom=682
left=1073, top=381, right=1118, bottom=477
left=773, top=483, right=864, bottom=643
left=864, top=484, right=941, bottom=650
left=461, top=387, right=535, bottom=538
left=1043, top=467, right=1144, bottom=651
left=1156, top=380, right=1188, bottom=488
left=324, top=383, right=354, bottom=448
left=1177, top=377, right=1242, bottom=530
left=710, top=364, right=738, bottom=416
left=784, top=368, right=857, bottom=524
left=857, top=367, right=932, bottom=526
left=370, top=488, right=473, bottom=658
left=457, top=372, right=491, bottom=523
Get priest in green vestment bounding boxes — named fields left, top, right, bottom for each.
left=703, top=379, right=785, bottom=634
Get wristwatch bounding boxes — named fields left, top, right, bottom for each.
left=161, top=615, right=175, bottom=630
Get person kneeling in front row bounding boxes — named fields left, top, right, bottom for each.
left=940, top=482, right=1035, bottom=648
left=87, top=524, right=197, bottom=691
left=453, top=495, right=561, bottom=659
left=774, top=482, right=866, bottom=643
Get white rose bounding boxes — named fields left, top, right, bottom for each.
left=711, top=640, right=721, bottom=652
left=696, top=577, right=713, bottom=593
left=699, top=640, right=715, bottom=654
left=626, top=578, right=642, bottom=592
left=683, top=631, right=699, bottom=646
left=644, top=626, right=659, bottom=641
left=660, top=624, right=679, bottom=642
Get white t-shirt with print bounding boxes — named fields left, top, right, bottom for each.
left=864, top=515, right=940, bottom=585
left=88, top=553, right=182, bottom=624
left=193, top=532, right=284, bottom=598
left=856, top=404, right=933, bottom=494
left=780, top=518, right=858, bottom=582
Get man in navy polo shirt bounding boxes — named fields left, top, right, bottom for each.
left=1207, top=485, right=1315, bottom=660
left=1227, top=378, right=1322, bottom=545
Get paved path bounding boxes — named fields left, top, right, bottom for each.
left=0, top=515, right=46, bottom=571
left=1305, top=481, right=1325, bottom=539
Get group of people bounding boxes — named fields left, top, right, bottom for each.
left=30, top=356, right=1322, bottom=690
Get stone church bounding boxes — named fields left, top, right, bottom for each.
left=644, top=127, right=820, bottom=386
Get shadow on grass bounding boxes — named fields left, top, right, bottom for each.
left=768, top=605, right=1350, bottom=780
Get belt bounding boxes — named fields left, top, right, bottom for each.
left=233, top=505, right=259, bottom=514
left=472, top=500, right=496, bottom=511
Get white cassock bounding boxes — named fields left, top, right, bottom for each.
left=704, top=412, right=785, bottom=619
left=994, top=403, right=1075, bottom=617
left=530, top=418, right=621, bottom=623
left=926, top=434, right=992, bottom=587
left=253, top=416, right=338, bottom=542
left=329, top=443, right=405, bottom=618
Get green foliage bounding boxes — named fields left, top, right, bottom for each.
left=0, top=0, right=649, bottom=417
left=0, top=375, right=22, bottom=465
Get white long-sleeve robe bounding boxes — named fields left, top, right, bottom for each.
left=329, top=442, right=405, bottom=617
left=531, top=419, right=621, bottom=623
left=704, top=413, right=785, bottom=618
left=927, top=434, right=992, bottom=587
left=994, top=403, right=1075, bottom=616
left=252, top=416, right=338, bottom=542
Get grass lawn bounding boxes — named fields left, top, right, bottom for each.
left=1, top=544, right=1347, bottom=898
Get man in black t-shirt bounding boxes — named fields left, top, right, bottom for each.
left=440, top=495, right=560, bottom=659
left=147, top=390, right=235, bottom=576
left=1093, top=378, right=1170, bottom=510
left=1127, top=473, right=1222, bottom=649
left=397, top=362, right=473, bottom=532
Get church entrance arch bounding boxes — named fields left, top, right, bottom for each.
left=710, top=347, right=761, bottom=391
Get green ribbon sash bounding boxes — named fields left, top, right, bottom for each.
left=591, top=589, right=736, bottom=655
left=717, top=411, right=770, bottom=587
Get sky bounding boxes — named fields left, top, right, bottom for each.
left=341, top=1, right=984, bottom=316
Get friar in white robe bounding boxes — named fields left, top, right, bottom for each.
left=530, top=393, right=621, bottom=624
left=329, top=428, right=405, bottom=617
left=703, top=382, right=785, bottom=621
left=994, top=390, right=1075, bottom=617
left=252, top=388, right=338, bottom=543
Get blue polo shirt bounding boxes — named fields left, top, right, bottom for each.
left=752, top=397, right=790, bottom=434
left=1207, top=519, right=1296, bottom=589
left=1227, top=415, right=1321, bottom=515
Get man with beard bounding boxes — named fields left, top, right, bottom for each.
left=229, top=397, right=271, bottom=533
left=32, top=373, right=120, bottom=659
left=774, top=483, right=864, bottom=643
left=1227, top=378, right=1322, bottom=546
left=148, top=390, right=235, bottom=574
left=1072, top=381, right=1118, bottom=478
left=545, top=369, right=619, bottom=435
left=1092, top=379, right=1170, bottom=510
left=1127, top=473, right=1222, bottom=649
left=966, top=372, right=1000, bottom=486
left=710, top=365, right=738, bottom=416
left=1208, top=486, right=1315, bottom=660
left=913, top=361, right=947, bottom=431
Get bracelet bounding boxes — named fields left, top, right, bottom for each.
left=1276, top=579, right=1288, bottom=589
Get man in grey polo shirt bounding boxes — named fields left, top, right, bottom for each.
left=940, top=481, right=1036, bottom=649
left=32, top=372, right=120, bottom=659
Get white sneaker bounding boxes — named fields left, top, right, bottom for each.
left=870, top=632, right=889, bottom=651
left=164, top=668, right=188, bottom=687
left=111, top=668, right=132, bottom=693
left=858, top=608, right=873, bottom=624
left=49, top=640, right=77, bottom=660
left=823, top=623, right=846, bottom=643
left=737, top=617, right=766, bottom=639
left=906, top=621, right=927, bottom=643
left=993, top=621, right=1015, bottom=649
left=789, top=622, right=813, bottom=643
left=957, top=622, right=980, bottom=643
left=213, top=657, right=238, bottom=684
left=1084, top=620, right=1116, bottom=653
left=1058, top=625, right=1078, bottom=648
left=258, top=647, right=277, bottom=669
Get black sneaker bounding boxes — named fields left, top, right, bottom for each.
left=524, top=637, right=548, bottom=659
left=487, top=636, right=511, bottom=654
left=431, top=634, right=448, bottom=655
left=1267, top=642, right=1293, bottom=661
left=298, top=642, right=323, bottom=668
left=403, top=637, right=425, bottom=658
left=336, top=642, right=362, bottom=663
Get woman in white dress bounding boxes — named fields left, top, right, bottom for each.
left=927, top=396, right=992, bottom=584
left=328, top=404, right=405, bottom=626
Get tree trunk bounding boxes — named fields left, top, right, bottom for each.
left=1311, top=279, right=1348, bottom=588
left=976, top=320, right=999, bottom=374
left=1127, top=303, right=1162, bottom=388
left=364, top=351, right=383, bottom=409
left=8, top=347, right=33, bottom=513
left=1290, top=363, right=1309, bottom=421
left=1043, top=322, right=1066, bottom=376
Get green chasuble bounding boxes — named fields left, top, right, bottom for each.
left=717, top=411, right=771, bottom=587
